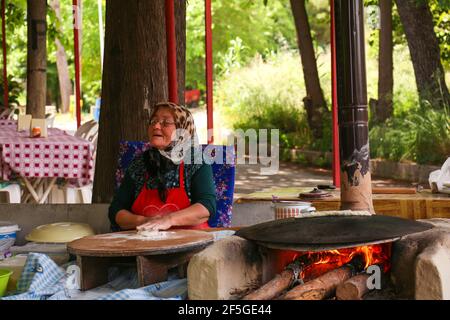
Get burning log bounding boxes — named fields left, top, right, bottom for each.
left=280, top=256, right=364, bottom=300
left=280, top=265, right=352, bottom=300
left=242, top=258, right=306, bottom=300
left=242, top=269, right=295, bottom=300
left=336, top=274, right=370, bottom=300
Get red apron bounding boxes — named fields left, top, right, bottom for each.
left=131, top=162, right=209, bottom=229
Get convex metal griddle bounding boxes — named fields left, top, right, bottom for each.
left=235, top=215, right=433, bottom=252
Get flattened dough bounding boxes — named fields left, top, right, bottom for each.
left=136, top=229, right=169, bottom=240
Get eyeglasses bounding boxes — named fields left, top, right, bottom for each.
left=149, top=118, right=176, bottom=128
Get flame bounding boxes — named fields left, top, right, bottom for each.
left=273, top=243, right=391, bottom=282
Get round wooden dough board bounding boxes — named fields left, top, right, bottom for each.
left=67, top=229, right=214, bottom=257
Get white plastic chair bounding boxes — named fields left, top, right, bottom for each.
left=64, top=184, right=93, bottom=204
left=61, top=120, right=98, bottom=204
left=49, top=182, right=92, bottom=204
left=74, top=120, right=98, bottom=139
left=45, top=113, right=56, bottom=128
left=0, top=107, right=17, bottom=120
left=0, top=183, right=21, bottom=203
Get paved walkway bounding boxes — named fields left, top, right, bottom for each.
left=233, top=160, right=417, bottom=199
left=189, top=108, right=419, bottom=198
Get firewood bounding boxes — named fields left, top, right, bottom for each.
left=242, top=269, right=294, bottom=300
left=280, top=265, right=354, bottom=300
left=336, top=274, right=371, bottom=300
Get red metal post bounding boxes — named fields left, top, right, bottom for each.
left=330, top=0, right=340, bottom=187
left=1, top=0, right=8, bottom=109
left=73, top=0, right=81, bottom=128
left=165, top=0, right=178, bottom=104
left=205, top=0, right=213, bottom=144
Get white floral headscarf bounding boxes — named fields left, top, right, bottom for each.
left=149, top=101, right=198, bottom=163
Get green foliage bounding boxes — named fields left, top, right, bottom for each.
left=0, top=76, right=22, bottom=107
left=2, top=0, right=104, bottom=109
left=365, top=1, right=408, bottom=54
left=430, top=0, right=450, bottom=69
left=1, top=0, right=447, bottom=166
left=186, top=0, right=298, bottom=91
left=4, top=1, right=27, bottom=85
left=369, top=118, right=416, bottom=162
left=215, top=37, right=249, bottom=77
left=52, top=0, right=104, bottom=108
left=1, top=1, right=26, bottom=106
left=370, top=104, right=450, bottom=165
left=366, top=0, right=450, bottom=69
left=216, top=50, right=314, bottom=150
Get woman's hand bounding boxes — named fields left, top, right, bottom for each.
left=136, top=215, right=173, bottom=231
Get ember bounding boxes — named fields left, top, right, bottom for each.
left=273, top=243, right=391, bottom=282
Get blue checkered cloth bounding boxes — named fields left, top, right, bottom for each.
left=2, top=231, right=234, bottom=300
left=2, top=253, right=67, bottom=300
left=95, top=278, right=187, bottom=300
left=1, top=253, right=187, bottom=300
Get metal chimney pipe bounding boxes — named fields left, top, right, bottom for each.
left=334, top=0, right=374, bottom=213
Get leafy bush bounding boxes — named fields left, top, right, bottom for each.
left=413, top=104, right=450, bottom=164
left=216, top=51, right=314, bottom=149
left=0, top=76, right=22, bottom=107
left=370, top=104, right=450, bottom=165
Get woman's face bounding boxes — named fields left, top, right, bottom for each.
left=148, top=107, right=177, bottom=149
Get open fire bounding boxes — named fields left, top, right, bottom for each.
left=233, top=213, right=432, bottom=300
left=242, top=242, right=392, bottom=300
left=273, top=243, right=392, bottom=282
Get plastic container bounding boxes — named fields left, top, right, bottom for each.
left=0, top=222, right=20, bottom=259
left=272, top=201, right=316, bottom=220
left=0, top=254, right=28, bottom=292
left=25, top=222, right=94, bottom=243
left=0, top=268, right=13, bottom=297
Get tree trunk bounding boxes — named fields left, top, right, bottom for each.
left=375, top=0, right=393, bottom=123
left=50, top=0, right=72, bottom=114
left=92, top=0, right=186, bottom=203
left=26, top=0, right=47, bottom=118
left=395, top=0, right=450, bottom=108
left=290, top=0, right=329, bottom=139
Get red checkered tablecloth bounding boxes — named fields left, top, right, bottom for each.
left=0, top=126, right=94, bottom=185
left=0, top=120, right=17, bottom=127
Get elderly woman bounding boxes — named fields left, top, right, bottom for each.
left=108, top=102, right=216, bottom=231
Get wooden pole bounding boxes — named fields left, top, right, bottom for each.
left=165, top=0, right=178, bottom=104
left=73, top=0, right=81, bottom=128
left=334, top=0, right=374, bottom=213
left=205, top=0, right=213, bottom=144
left=330, top=0, right=340, bottom=187
left=1, top=0, right=8, bottom=109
